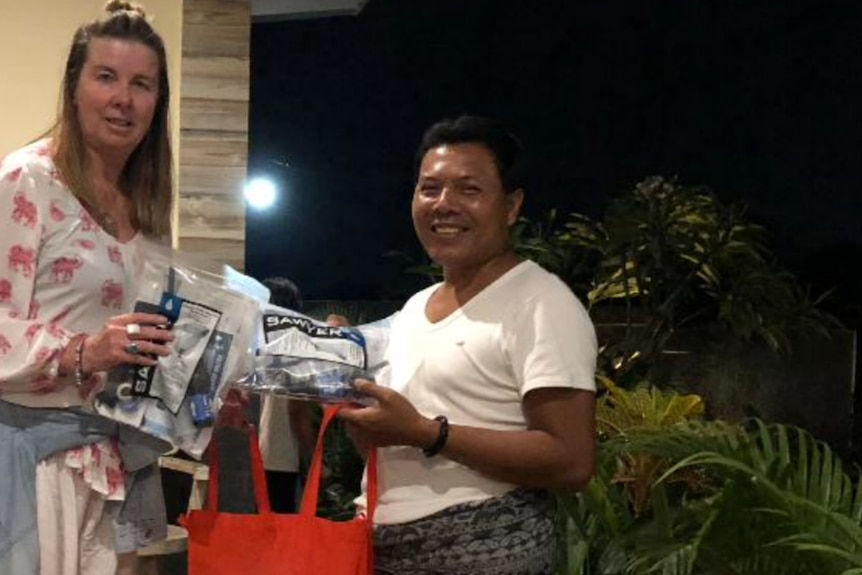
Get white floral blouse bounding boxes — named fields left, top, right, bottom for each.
left=0, top=140, right=147, bottom=499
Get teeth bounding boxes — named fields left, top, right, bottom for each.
left=433, top=225, right=463, bottom=235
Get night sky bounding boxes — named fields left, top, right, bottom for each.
left=246, top=0, right=862, bottom=326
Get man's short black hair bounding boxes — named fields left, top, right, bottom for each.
left=415, top=115, right=526, bottom=193
left=263, top=277, right=303, bottom=311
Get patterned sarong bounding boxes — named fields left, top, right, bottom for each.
left=373, top=488, right=556, bottom=575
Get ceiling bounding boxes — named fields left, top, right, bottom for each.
left=250, top=0, right=369, bottom=21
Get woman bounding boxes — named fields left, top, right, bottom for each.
left=339, top=116, right=597, bottom=574
left=0, top=2, right=175, bottom=573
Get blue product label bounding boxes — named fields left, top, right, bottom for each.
left=130, top=300, right=173, bottom=400
left=187, top=330, right=233, bottom=427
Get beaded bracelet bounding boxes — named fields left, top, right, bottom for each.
left=422, top=415, right=449, bottom=458
left=74, top=335, right=88, bottom=387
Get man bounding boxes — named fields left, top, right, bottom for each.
left=339, top=116, right=597, bottom=574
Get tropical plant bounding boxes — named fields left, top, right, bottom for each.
left=315, top=412, right=366, bottom=521
left=514, top=176, right=838, bottom=384
left=559, top=414, right=862, bottom=575
left=595, top=377, right=707, bottom=516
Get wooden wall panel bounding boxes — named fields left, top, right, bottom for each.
left=182, top=0, right=249, bottom=26
left=180, top=134, right=248, bottom=167
left=178, top=0, right=250, bottom=271
left=183, top=25, right=250, bottom=58
left=181, top=99, right=249, bottom=133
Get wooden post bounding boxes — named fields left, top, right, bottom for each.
left=178, top=0, right=250, bottom=271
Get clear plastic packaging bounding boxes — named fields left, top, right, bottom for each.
left=93, top=247, right=260, bottom=457
left=235, top=306, right=393, bottom=404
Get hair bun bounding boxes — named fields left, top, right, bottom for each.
left=104, top=0, right=147, bottom=18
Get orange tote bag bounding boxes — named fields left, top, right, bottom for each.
left=181, top=406, right=378, bottom=575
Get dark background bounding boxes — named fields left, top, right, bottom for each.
left=246, top=0, right=862, bottom=329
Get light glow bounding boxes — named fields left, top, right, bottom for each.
left=244, top=177, right=277, bottom=210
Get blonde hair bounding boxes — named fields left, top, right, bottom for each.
left=50, top=0, right=172, bottom=237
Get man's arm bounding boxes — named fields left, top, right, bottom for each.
left=338, top=382, right=595, bottom=491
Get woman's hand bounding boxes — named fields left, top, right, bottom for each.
left=337, top=379, right=439, bottom=450
left=80, top=312, right=173, bottom=373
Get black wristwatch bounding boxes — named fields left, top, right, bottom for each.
left=422, top=415, right=449, bottom=458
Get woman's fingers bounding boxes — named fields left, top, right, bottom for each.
left=109, top=312, right=169, bottom=328
left=121, top=349, right=159, bottom=367
left=123, top=339, right=172, bottom=358
left=126, top=324, right=174, bottom=344
left=82, top=313, right=174, bottom=372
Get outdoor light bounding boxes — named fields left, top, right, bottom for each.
left=244, top=177, right=277, bottom=210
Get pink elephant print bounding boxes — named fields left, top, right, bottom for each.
left=32, top=373, right=60, bottom=394
left=80, top=209, right=98, bottom=232
left=50, top=200, right=66, bottom=222
left=101, top=280, right=124, bottom=309
left=90, top=446, right=103, bottom=467
left=108, top=245, right=122, bottom=264
left=75, top=239, right=96, bottom=250
left=0, top=279, right=10, bottom=303
left=12, top=192, right=37, bottom=228
left=9, top=245, right=36, bottom=277
left=34, top=347, right=55, bottom=367
left=25, top=323, right=42, bottom=345
left=28, top=299, right=40, bottom=319
left=4, top=167, right=22, bottom=183
left=51, top=257, right=83, bottom=283
left=0, top=334, right=11, bottom=355
left=47, top=322, right=66, bottom=339
left=106, top=465, right=125, bottom=495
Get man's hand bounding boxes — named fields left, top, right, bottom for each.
left=325, top=313, right=350, bottom=327
left=337, top=379, right=438, bottom=450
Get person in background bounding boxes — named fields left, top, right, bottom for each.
left=287, top=310, right=352, bottom=466
left=0, top=2, right=175, bottom=573
left=339, top=115, right=598, bottom=574
left=259, top=276, right=352, bottom=511
left=258, top=276, right=305, bottom=512
left=214, top=277, right=351, bottom=515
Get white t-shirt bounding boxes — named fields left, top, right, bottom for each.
left=360, top=259, right=597, bottom=524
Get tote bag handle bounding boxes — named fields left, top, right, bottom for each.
left=205, top=424, right=272, bottom=514
left=300, top=405, right=378, bottom=522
